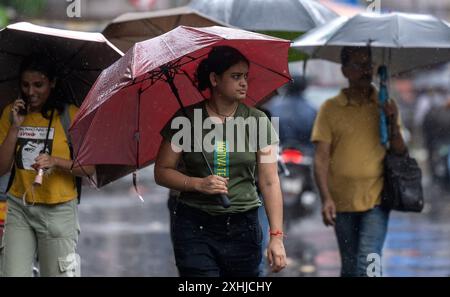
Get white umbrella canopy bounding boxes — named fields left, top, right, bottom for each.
left=189, top=0, right=338, bottom=33
left=292, top=12, right=450, bottom=75
left=189, top=0, right=339, bottom=61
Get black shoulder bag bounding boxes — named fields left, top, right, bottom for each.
left=381, top=117, right=424, bottom=212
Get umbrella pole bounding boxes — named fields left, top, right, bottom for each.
left=133, top=88, right=144, bottom=202
left=378, top=64, right=389, bottom=147
left=161, top=67, right=231, bottom=208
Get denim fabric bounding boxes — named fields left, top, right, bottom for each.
left=171, top=202, right=262, bottom=277
left=334, top=205, right=390, bottom=277
left=257, top=204, right=269, bottom=276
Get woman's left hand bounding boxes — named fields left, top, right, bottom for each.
left=33, top=153, right=57, bottom=171
left=267, top=236, right=287, bottom=273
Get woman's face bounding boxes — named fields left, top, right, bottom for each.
left=20, top=70, right=55, bottom=112
left=212, top=61, right=249, bottom=102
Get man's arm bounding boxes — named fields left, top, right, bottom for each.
left=313, top=141, right=336, bottom=226
left=385, top=101, right=407, bottom=155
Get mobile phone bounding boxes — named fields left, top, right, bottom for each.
left=17, top=90, right=28, bottom=116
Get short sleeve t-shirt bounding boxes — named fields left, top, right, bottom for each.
left=161, top=101, right=279, bottom=215
left=311, top=88, right=389, bottom=212
left=0, top=104, right=79, bottom=204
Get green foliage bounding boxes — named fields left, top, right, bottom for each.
left=0, top=6, right=8, bottom=27
left=5, top=0, right=47, bottom=17
left=257, top=30, right=308, bottom=62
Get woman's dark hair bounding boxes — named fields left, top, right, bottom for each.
left=20, top=54, right=64, bottom=119
left=196, top=46, right=249, bottom=91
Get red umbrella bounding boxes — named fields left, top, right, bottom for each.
left=69, top=25, right=291, bottom=192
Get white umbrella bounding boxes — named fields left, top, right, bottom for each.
left=292, top=12, right=450, bottom=75
left=189, top=0, right=338, bottom=33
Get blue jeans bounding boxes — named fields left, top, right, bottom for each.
left=171, top=202, right=262, bottom=277
left=258, top=204, right=269, bottom=276
left=334, top=205, right=390, bottom=277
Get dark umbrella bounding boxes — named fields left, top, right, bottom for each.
left=0, top=22, right=123, bottom=111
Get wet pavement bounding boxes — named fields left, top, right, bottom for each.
left=77, top=166, right=450, bottom=277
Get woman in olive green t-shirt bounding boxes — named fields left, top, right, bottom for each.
left=155, top=46, right=286, bottom=277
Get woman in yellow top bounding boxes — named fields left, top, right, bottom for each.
left=0, top=55, right=94, bottom=277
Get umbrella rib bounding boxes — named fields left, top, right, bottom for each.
left=0, top=50, right=26, bottom=58
left=70, top=71, right=96, bottom=88
left=70, top=68, right=107, bottom=72
left=132, top=53, right=209, bottom=89
left=142, top=19, right=166, bottom=36
left=0, top=75, right=19, bottom=83
left=181, top=69, right=206, bottom=100
left=57, top=41, right=91, bottom=76
left=249, top=59, right=291, bottom=81
left=137, top=69, right=166, bottom=93
left=61, top=78, right=78, bottom=106
left=246, top=93, right=258, bottom=105
left=174, top=14, right=183, bottom=28
left=177, top=53, right=209, bottom=68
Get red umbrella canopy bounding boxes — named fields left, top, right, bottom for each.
left=70, top=25, right=291, bottom=186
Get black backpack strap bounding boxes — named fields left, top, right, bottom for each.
left=5, top=112, right=15, bottom=194
left=4, top=167, right=15, bottom=195
left=60, top=105, right=82, bottom=204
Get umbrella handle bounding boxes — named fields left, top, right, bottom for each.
left=219, top=193, right=231, bottom=209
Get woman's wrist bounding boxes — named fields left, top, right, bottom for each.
left=269, top=229, right=285, bottom=238
left=53, top=157, right=70, bottom=171
left=52, top=157, right=61, bottom=169
left=8, top=125, right=20, bottom=135
left=187, top=177, right=200, bottom=192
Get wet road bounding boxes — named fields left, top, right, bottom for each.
left=78, top=167, right=177, bottom=276
left=78, top=166, right=450, bottom=277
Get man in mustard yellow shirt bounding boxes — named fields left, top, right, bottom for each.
left=311, top=47, right=406, bottom=277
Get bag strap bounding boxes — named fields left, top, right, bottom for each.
left=60, top=105, right=82, bottom=204
left=60, top=105, right=72, bottom=149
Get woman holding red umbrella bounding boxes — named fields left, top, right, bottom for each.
left=155, top=46, right=286, bottom=277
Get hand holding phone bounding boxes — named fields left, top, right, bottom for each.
left=10, top=98, right=27, bottom=128
left=17, top=92, right=28, bottom=115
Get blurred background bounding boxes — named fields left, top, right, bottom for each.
left=0, top=0, right=449, bottom=277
